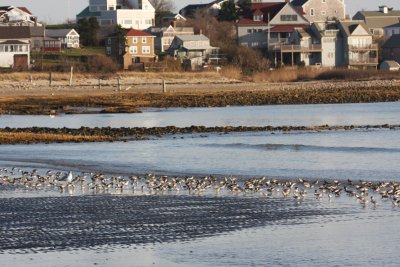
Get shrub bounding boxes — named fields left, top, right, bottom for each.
left=86, top=54, right=120, bottom=74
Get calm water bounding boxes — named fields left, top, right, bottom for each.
left=1, top=102, right=400, bottom=266
left=1, top=102, right=399, bottom=128
left=1, top=129, right=399, bottom=180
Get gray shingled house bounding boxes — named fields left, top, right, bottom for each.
left=382, top=34, right=400, bottom=63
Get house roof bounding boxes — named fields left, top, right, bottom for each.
left=126, top=29, right=154, bottom=37
left=0, top=39, right=29, bottom=45
left=76, top=6, right=101, bottom=18
left=46, top=29, right=79, bottom=38
left=384, top=22, right=400, bottom=28
left=238, top=2, right=286, bottom=26
left=354, top=10, right=400, bottom=29
left=270, top=24, right=309, bottom=32
left=0, top=26, right=31, bottom=39
left=176, top=34, right=210, bottom=42
left=30, top=26, right=45, bottom=37
left=0, top=6, right=32, bottom=15
left=290, top=0, right=309, bottom=6
left=380, top=60, right=400, bottom=68
left=382, top=34, right=400, bottom=48
left=339, top=21, right=370, bottom=37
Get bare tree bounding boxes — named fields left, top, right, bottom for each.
left=149, top=0, right=175, bottom=25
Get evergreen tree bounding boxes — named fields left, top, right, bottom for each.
left=218, top=0, right=238, bottom=21
left=77, top=17, right=99, bottom=46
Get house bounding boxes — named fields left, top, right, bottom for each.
left=353, top=6, right=400, bottom=38
left=382, top=34, right=400, bottom=63
left=146, top=25, right=194, bottom=53
left=274, top=20, right=378, bottom=69
left=237, top=1, right=309, bottom=49
left=179, top=0, right=228, bottom=18
left=106, top=28, right=155, bottom=70
left=168, top=34, right=219, bottom=70
left=0, top=27, right=30, bottom=69
left=291, top=0, right=346, bottom=23
left=384, top=23, right=400, bottom=37
left=380, top=60, right=400, bottom=71
left=77, top=0, right=155, bottom=30
left=29, top=26, right=45, bottom=52
left=42, top=37, right=62, bottom=53
left=0, top=6, right=41, bottom=26
left=46, top=29, right=80, bottom=48
left=338, top=21, right=378, bottom=69
left=159, top=13, right=186, bottom=27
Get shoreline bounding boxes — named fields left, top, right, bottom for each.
left=0, top=78, right=400, bottom=115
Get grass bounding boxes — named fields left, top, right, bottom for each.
left=62, top=47, right=106, bottom=57
left=0, top=132, right=114, bottom=144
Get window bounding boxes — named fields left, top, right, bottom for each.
left=124, top=19, right=132, bottom=25
left=258, top=29, right=263, bottom=32
left=247, top=29, right=252, bottom=33
left=107, top=38, right=112, bottom=45
left=322, top=0, right=326, bottom=2
left=253, top=15, right=263, bottom=21
left=133, top=37, right=138, bottom=44
left=142, top=46, right=150, bottom=54
left=106, top=47, right=111, bottom=55
left=142, top=37, right=147, bottom=44
left=321, top=11, right=326, bottom=15
left=0, top=45, right=3, bottom=52
left=130, top=46, right=137, bottom=54
left=310, top=8, right=315, bottom=16
left=281, top=15, right=298, bottom=21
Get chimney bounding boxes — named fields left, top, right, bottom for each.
left=171, top=20, right=177, bottom=28
left=379, top=5, right=389, bottom=14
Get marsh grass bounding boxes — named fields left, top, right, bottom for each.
left=0, top=132, right=114, bottom=144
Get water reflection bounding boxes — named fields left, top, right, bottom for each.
left=1, top=102, right=399, bottom=128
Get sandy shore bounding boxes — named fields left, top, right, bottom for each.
left=1, top=76, right=400, bottom=115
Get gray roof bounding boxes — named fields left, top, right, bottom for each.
left=176, top=34, right=210, bottom=42
left=354, top=10, right=400, bottom=29
left=29, top=26, right=45, bottom=37
left=382, top=34, right=400, bottom=48
left=384, top=22, right=400, bottom=29
left=0, top=26, right=30, bottom=39
left=0, top=39, right=29, bottom=44
left=46, top=29, right=78, bottom=38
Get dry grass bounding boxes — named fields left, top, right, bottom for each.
left=0, top=132, right=114, bottom=144
left=251, top=68, right=323, bottom=83
left=219, top=66, right=242, bottom=80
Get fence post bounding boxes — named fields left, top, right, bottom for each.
left=69, top=66, right=73, bottom=87
left=29, top=75, right=33, bottom=84
left=98, top=78, right=101, bottom=89
left=49, top=72, right=52, bottom=87
left=162, top=80, right=167, bottom=93
left=117, top=77, right=121, bottom=91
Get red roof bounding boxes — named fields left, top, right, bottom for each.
left=238, top=2, right=286, bottom=26
left=126, top=29, right=154, bottom=37
left=18, top=7, right=32, bottom=15
left=270, top=24, right=309, bottom=32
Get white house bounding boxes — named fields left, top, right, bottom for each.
left=0, top=6, right=41, bottom=26
left=0, top=27, right=30, bottom=69
left=46, top=29, right=80, bottom=48
left=77, top=0, right=155, bottom=30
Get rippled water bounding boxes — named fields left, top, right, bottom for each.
left=1, top=102, right=400, bottom=266
left=1, top=102, right=399, bottom=128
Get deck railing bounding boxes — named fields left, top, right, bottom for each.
left=270, top=44, right=322, bottom=52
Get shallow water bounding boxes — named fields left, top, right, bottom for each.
left=1, top=102, right=399, bottom=128
left=1, top=102, right=400, bottom=266
left=1, top=129, right=399, bottom=180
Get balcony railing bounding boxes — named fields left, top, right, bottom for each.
left=349, top=44, right=378, bottom=51
left=349, top=58, right=378, bottom=65
left=270, top=44, right=322, bottom=52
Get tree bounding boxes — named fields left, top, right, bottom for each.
left=149, top=0, right=175, bottom=25
left=77, top=17, right=100, bottom=46
left=218, top=0, right=238, bottom=21
left=237, top=0, right=251, bottom=14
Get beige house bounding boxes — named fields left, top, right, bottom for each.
left=291, top=0, right=346, bottom=23
left=126, top=29, right=156, bottom=69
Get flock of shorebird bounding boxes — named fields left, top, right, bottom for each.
left=1, top=167, right=400, bottom=208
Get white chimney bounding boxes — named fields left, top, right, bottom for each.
left=379, top=5, right=389, bottom=14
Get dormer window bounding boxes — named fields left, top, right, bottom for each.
left=253, top=15, right=263, bottom=21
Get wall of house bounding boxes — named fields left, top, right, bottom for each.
left=301, top=0, right=345, bottom=23
left=269, top=4, right=308, bottom=25
left=123, top=35, right=155, bottom=69
left=0, top=43, right=30, bottom=68
left=321, top=36, right=338, bottom=67
left=237, top=25, right=269, bottom=48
